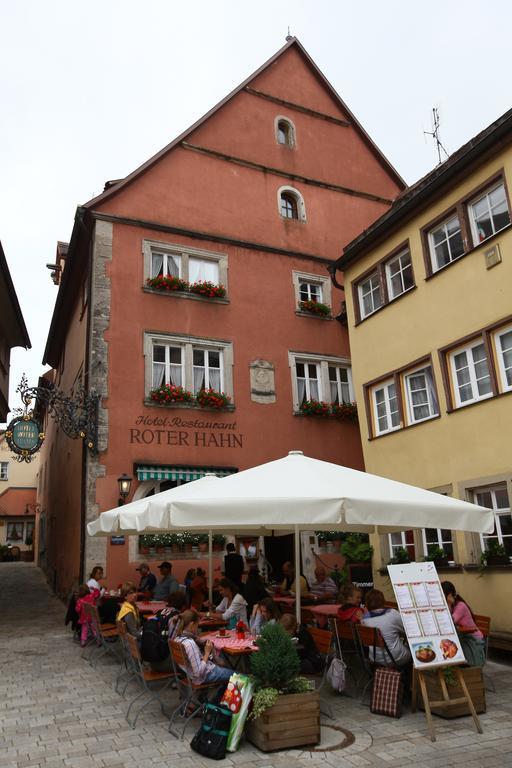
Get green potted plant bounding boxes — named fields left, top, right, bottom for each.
left=196, top=388, right=231, bottom=409
left=212, top=534, right=226, bottom=552
left=198, top=533, right=209, bottom=553
left=480, top=541, right=509, bottom=569
left=169, top=533, right=180, bottom=553
left=189, top=280, right=226, bottom=299
left=341, top=533, right=373, bottom=563
left=424, top=546, right=449, bottom=567
left=139, top=534, right=153, bottom=555
left=245, top=623, right=319, bottom=751
left=298, top=299, right=331, bottom=317
left=389, top=547, right=410, bottom=565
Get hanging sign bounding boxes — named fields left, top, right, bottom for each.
left=388, top=562, right=465, bottom=669
left=5, top=416, right=45, bottom=459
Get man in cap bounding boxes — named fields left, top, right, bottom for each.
left=136, top=562, right=156, bottom=595
left=153, top=561, right=180, bottom=600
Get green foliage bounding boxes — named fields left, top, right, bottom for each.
left=479, top=541, right=508, bottom=571
left=330, top=566, right=348, bottom=588
left=340, top=533, right=373, bottom=562
left=389, top=547, right=410, bottom=565
left=212, top=534, right=226, bottom=546
left=139, top=534, right=155, bottom=549
left=249, top=688, right=279, bottom=720
left=423, top=546, right=446, bottom=562
left=250, top=623, right=300, bottom=690
left=286, top=676, right=314, bottom=693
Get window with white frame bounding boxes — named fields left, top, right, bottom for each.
left=372, top=379, right=400, bottom=435
left=358, top=272, right=382, bottom=319
left=292, top=271, right=331, bottom=313
left=143, top=240, right=227, bottom=289
left=404, top=365, right=439, bottom=424
left=289, top=352, right=352, bottom=412
left=7, top=522, right=24, bottom=543
left=0, top=462, right=8, bottom=481
left=278, top=186, right=306, bottom=222
left=299, top=281, right=323, bottom=303
left=449, top=340, right=492, bottom=407
left=276, top=117, right=295, bottom=148
left=329, top=365, right=352, bottom=404
left=469, top=182, right=511, bottom=245
left=145, top=333, right=233, bottom=400
left=495, top=325, right=512, bottom=392
left=428, top=214, right=465, bottom=271
left=422, top=528, right=454, bottom=560
left=388, top=530, right=415, bottom=560
left=473, top=484, right=512, bottom=558
left=385, top=249, right=414, bottom=300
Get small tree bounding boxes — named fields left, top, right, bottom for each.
left=250, top=623, right=300, bottom=690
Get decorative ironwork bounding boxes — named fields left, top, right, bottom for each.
left=4, top=374, right=100, bottom=462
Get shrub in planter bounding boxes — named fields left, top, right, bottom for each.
left=389, top=547, right=410, bottom=565
left=212, top=534, right=226, bottom=551
left=196, top=388, right=231, bottom=409
left=331, top=402, right=358, bottom=422
left=189, top=281, right=226, bottom=298
left=299, top=399, right=330, bottom=417
left=298, top=300, right=331, bottom=317
left=198, top=533, right=209, bottom=552
left=424, top=546, right=449, bottom=567
left=146, top=274, right=189, bottom=292
left=149, top=383, right=194, bottom=405
left=139, top=534, right=154, bottom=554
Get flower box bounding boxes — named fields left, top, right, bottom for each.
left=299, top=399, right=330, bottom=417
left=149, top=384, right=194, bottom=405
left=245, top=691, right=320, bottom=751
left=298, top=300, right=331, bottom=317
left=196, top=388, right=231, bottom=409
left=146, top=275, right=189, bottom=292
left=189, top=281, right=226, bottom=298
left=331, top=402, right=358, bottom=421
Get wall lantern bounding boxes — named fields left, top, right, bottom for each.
left=117, top=474, right=133, bottom=505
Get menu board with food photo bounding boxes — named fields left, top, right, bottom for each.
left=388, top=561, right=466, bottom=669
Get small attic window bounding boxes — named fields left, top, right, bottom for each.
left=275, top=117, right=295, bottom=148
left=278, top=186, right=306, bottom=222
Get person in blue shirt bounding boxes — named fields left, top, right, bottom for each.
left=137, top=562, right=157, bottom=595
left=153, top=561, right=180, bottom=600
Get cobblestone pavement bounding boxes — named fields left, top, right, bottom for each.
left=1, top=564, right=512, bottom=768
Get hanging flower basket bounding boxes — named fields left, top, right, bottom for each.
left=196, top=388, right=231, bottom=409
left=189, top=281, right=226, bottom=298
left=149, top=384, right=194, bottom=404
left=298, top=300, right=331, bottom=317
left=331, top=402, right=358, bottom=421
left=299, top=399, right=331, bottom=417
left=146, top=275, right=189, bottom=292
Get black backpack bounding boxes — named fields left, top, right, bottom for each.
left=190, top=703, right=232, bottom=760
left=141, top=614, right=169, bottom=663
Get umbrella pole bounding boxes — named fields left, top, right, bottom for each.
left=208, top=530, right=213, bottom=608
left=294, top=525, right=301, bottom=626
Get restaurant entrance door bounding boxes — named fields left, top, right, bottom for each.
left=263, top=534, right=294, bottom=583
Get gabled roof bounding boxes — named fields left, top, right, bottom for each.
left=83, top=37, right=404, bottom=210
left=0, top=241, right=31, bottom=349
left=338, top=106, right=512, bottom=269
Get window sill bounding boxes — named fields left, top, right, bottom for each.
left=425, top=224, right=512, bottom=281
left=144, top=398, right=235, bottom=413
left=354, top=284, right=417, bottom=327
left=142, top=286, right=230, bottom=304
left=295, top=310, right=333, bottom=321
left=369, top=414, right=440, bottom=441
left=446, top=387, right=512, bottom=415
left=463, top=563, right=512, bottom=572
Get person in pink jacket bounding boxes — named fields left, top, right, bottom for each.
left=75, top=584, right=100, bottom=647
left=441, top=581, right=485, bottom=666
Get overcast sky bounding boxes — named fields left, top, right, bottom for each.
left=1, top=0, right=511, bottom=425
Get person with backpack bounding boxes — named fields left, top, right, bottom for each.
left=117, top=583, right=142, bottom=638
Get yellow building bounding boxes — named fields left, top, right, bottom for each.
left=0, top=434, right=40, bottom=560
left=336, top=109, right=512, bottom=643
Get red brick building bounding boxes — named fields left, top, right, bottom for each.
left=38, top=38, right=404, bottom=595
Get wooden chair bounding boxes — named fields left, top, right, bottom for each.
left=354, top=624, right=398, bottom=704
left=167, top=639, right=222, bottom=739
left=114, top=620, right=138, bottom=696
left=124, top=634, right=175, bottom=728
left=81, top=603, right=120, bottom=667
left=306, top=626, right=335, bottom=719
left=330, top=618, right=365, bottom=694
left=384, top=600, right=398, bottom=610
left=473, top=614, right=494, bottom=692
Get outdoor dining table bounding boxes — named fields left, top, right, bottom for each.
left=272, top=595, right=295, bottom=608
left=136, top=600, right=167, bottom=614
left=308, top=603, right=341, bottom=628
left=201, top=628, right=257, bottom=670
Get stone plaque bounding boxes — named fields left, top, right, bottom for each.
left=250, top=360, right=276, bottom=404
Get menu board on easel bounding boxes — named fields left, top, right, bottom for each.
left=388, top=562, right=465, bottom=669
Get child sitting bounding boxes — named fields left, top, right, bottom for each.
left=75, top=584, right=100, bottom=647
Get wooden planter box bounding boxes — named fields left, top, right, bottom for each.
left=419, top=667, right=486, bottom=718
left=245, top=691, right=320, bottom=752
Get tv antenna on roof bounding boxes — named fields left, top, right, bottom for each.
left=424, top=107, right=449, bottom=165
left=286, top=26, right=293, bottom=41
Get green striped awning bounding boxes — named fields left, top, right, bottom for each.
left=136, top=465, right=236, bottom=482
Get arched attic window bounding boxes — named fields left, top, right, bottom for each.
left=278, top=186, right=306, bottom=221
left=275, top=117, right=295, bottom=148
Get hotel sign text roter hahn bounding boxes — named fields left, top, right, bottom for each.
left=129, top=415, right=243, bottom=448
left=5, top=415, right=45, bottom=461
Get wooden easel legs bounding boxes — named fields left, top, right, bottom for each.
left=414, top=667, right=483, bottom=742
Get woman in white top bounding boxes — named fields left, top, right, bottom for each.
left=361, top=589, right=411, bottom=667
left=212, top=578, right=248, bottom=628
left=87, top=566, right=106, bottom=597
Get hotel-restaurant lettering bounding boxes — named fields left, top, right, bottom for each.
left=129, top=415, right=243, bottom=448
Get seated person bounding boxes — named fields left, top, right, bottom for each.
left=361, top=589, right=411, bottom=667
left=136, top=562, right=156, bottom=595
left=441, top=581, right=486, bottom=667
left=160, top=590, right=188, bottom=640
left=280, top=613, right=322, bottom=673
left=87, top=565, right=106, bottom=597
left=174, top=609, right=233, bottom=685
left=310, top=566, right=338, bottom=599
left=280, top=562, right=309, bottom=596
left=153, top=561, right=180, bottom=601
left=211, top=578, right=248, bottom=627
left=337, top=583, right=364, bottom=623
left=117, top=582, right=142, bottom=638
left=250, top=597, right=280, bottom=635
left=189, top=568, right=208, bottom=611
left=243, top=567, right=269, bottom=615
